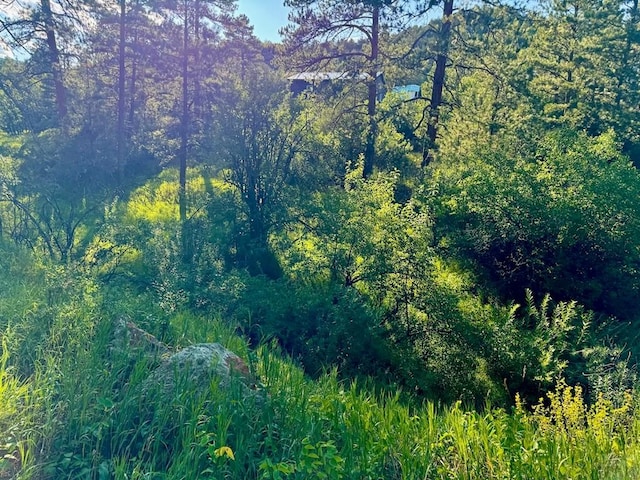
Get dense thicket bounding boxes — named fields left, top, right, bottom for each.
left=1, top=0, right=640, bottom=476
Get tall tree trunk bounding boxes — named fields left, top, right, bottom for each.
left=363, top=5, right=379, bottom=178
left=128, top=29, right=139, bottom=125
left=193, top=0, right=202, bottom=123
left=40, top=0, right=67, bottom=123
left=423, top=0, right=453, bottom=167
left=117, top=0, right=127, bottom=183
left=179, top=1, right=190, bottom=261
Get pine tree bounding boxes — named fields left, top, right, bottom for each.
left=283, top=0, right=437, bottom=177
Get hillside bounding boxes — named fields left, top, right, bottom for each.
left=1, top=0, right=640, bottom=477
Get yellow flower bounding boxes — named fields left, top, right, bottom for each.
left=214, top=446, right=235, bottom=461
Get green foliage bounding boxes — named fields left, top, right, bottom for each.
left=514, top=0, right=640, bottom=149
left=522, top=291, right=591, bottom=386
left=512, top=379, right=639, bottom=479
left=0, top=130, right=114, bottom=262
left=268, top=169, right=503, bottom=402
left=2, top=1, right=640, bottom=477
left=374, top=97, right=422, bottom=175
left=0, top=58, right=55, bottom=133
left=266, top=169, right=437, bottom=383
left=86, top=168, right=245, bottom=312
left=278, top=168, right=431, bottom=290
left=234, top=275, right=388, bottom=380
left=430, top=128, right=640, bottom=320
left=0, top=337, right=32, bottom=478
left=0, top=249, right=637, bottom=479
left=264, top=165, right=626, bottom=404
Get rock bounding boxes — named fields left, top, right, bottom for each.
left=117, top=342, right=262, bottom=464
left=110, top=317, right=171, bottom=360
left=109, top=318, right=260, bottom=402
left=108, top=320, right=263, bottom=462
left=142, top=343, right=258, bottom=400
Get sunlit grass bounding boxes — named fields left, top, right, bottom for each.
left=0, top=337, right=40, bottom=480
left=1, top=264, right=640, bottom=479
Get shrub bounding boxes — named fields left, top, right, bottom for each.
left=430, top=128, right=640, bottom=320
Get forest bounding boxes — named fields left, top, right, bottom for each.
left=1, top=0, right=640, bottom=477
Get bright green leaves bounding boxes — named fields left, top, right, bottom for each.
left=431, top=128, right=640, bottom=320
left=0, top=134, right=22, bottom=195
left=277, top=168, right=431, bottom=293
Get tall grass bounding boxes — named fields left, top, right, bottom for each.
left=1, top=258, right=640, bottom=479
left=0, top=336, right=33, bottom=479
left=255, top=349, right=640, bottom=479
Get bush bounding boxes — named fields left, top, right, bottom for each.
left=429, top=129, right=640, bottom=320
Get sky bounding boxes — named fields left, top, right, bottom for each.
left=0, top=0, right=291, bottom=57
left=236, top=0, right=291, bottom=43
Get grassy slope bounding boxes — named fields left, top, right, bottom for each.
left=0, top=258, right=639, bottom=479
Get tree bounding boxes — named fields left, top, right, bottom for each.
left=157, top=0, right=238, bottom=261
left=40, top=0, right=68, bottom=121
left=430, top=128, right=640, bottom=320
left=0, top=0, right=92, bottom=125
left=88, top=0, right=175, bottom=175
left=212, top=60, right=306, bottom=277
left=0, top=58, right=54, bottom=132
left=514, top=0, right=640, bottom=156
left=282, top=0, right=437, bottom=177
left=430, top=3, right=537, bottom=159
left=117, top=0, right=127, bottom=181
left=423, top=0, right=453, bottom=166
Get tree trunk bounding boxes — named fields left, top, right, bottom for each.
left=193, top=0, right=202, bottom=123
left=40, top=0, right=67, bottom=123
left=423, top=0, right=453, bottom=167
left=117, top=0, right=127, bottom=183
left=128, top=37, right=138, bottom=126
left=179, top=0, right=190, bottom=261
left=363, top=5, right=379, bottom=178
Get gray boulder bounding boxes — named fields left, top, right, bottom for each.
left=108, top=318, right=260, bottom=403
left=142, top=343, right=258, bottom=400
left=110, top=317, right=171, bottom=361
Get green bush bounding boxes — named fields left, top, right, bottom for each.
left=268, top=170, right=509, bottom=403
left=429, top=128, right=640, bottom=320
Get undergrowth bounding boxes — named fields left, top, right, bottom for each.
left=1, top=255, right=639, bottom=479
left=1, top=313, right=640, bottom=478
